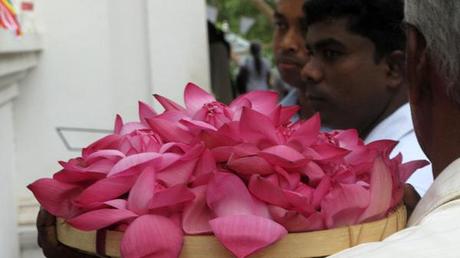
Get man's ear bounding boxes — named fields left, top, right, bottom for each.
left=385, top=50, right=405, bottom=89
left=406, top=25, right=430, bottom=104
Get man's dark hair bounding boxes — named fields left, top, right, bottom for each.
left=303, top=0, right=405, bottom=62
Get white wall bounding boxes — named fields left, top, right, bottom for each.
left=14, top=0, right=210, bottom=201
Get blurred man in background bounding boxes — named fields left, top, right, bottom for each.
left=273, top=0, right=314, bottom=119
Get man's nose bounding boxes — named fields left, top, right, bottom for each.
left=301, top=58, right=323, bottom=83
left=280, top=29, right=302, bottom=53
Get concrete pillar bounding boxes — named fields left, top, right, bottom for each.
left=146, top=0, right=211, bottom=110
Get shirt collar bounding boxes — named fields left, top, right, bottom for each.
left=408, top=157, right=460, bottom=225
left=364, top=103, right=413, bottom=143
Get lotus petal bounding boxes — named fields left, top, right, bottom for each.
left=267, top=105, right=282, bottom=127
left=184, top=82, right=216, bottom=115
left=232, top=143, right=261, bottom=156
left=82, top=159, right=117, bottom=174
left=288, top=113, right=321, bottom=147
left=192, top=102, right=232, bottom=129
left=211, top=143, right=259, bottom=163
left=120, top=122, right=148, bottom=136
left=108, top=152, right=162, bottom=177
left=149, top=184, right=195, bottom=213
left=210, top=146, right=235, bottom=163
left=302, top=161, right=325, bottom=186
left=128, top=167, right=156, bottom=215
left=74, top=175, right=136, bottom=206
left=155, top=110, right=189, bottom=123
left=207, top=172, right=267, bottom=217
left=367, top=140, right=398, bottom=157
left=269, top=206, right=324, bottom=232
left=283, top=188, right=315, bottom=214
left=114, top=114, right=123, bottom=135
left=68, top=208, right=138, bottom=231
left=249, top=175, right=289, bottom=208
left=230, top=90, right=279, bottom=115
left=308, top=144, right=350, bottom=161
left=228, top=156, right=275, bottom=176
left=139, top=101, right=157, bottom=125
left=53, top=170, right=105, bottom=184
left=194, top=149, right=217, bottom=177
left=82, top=134, right=121, bottom=158
left=335, top=129, right=362, bottom=150
left=321, top=184, right=370, bottom=228
left=156, top=158, right=197, bottom=187
left=121, top=215, right=183, bottom=258
left=153, top=94, right=186, bottom=112
left=201, top=130, right=239, bottom=149
left=275, top=166, right=300, bottom=190
left=398, top=159, right=430, bottom=183
left=85, top=149, right=125, bottom=164
left=260, top=145, right=308, bottom=168
left=179, top=143, right=205, bottom=161
left=359, top=156, right=393, bottom=222
left=344, top=145, right=376, bottom=166
left=27, top=179, right=82, bottom=219
left=180, top=118, right=217, bottom=133
left=104, top=199, right=128, bottom=210
left=182, top=186, right=213, bottom=234
left=159, top=142, right=189, bottom=154
left=146, top=117, right=194, bottom=144
left=228, top=96, right=251, bottom=120
left=239, top=108, right=280, bottom=146
left=279, top=106, right=301, bottom=126
left=312, top=176, right=332, bottom=209
left=210, top=214, right=287, bottom=258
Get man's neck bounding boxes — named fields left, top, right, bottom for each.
left=359, top=91, right=407, bottom=139
left=428, top=102, right=460, bottom=178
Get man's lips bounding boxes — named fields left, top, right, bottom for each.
left=276, top=56, right=304, bottom=68
left=304, top=93, right=326, bottom=103
left=278, top=62, right=301, bottom=70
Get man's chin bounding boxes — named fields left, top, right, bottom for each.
left=278, top=71, right=303, bottom=88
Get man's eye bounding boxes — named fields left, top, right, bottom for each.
left=322, top=49, right=342, bottom=60
left=274, top=21, right=287, bottom=30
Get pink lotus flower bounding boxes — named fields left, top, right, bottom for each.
left=28, top=83, right=429, bottom=258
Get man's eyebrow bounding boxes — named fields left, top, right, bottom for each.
left=308, top=38, right=345, bottom=50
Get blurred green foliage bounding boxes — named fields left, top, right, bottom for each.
left=207, top=0, right=275, bottom=55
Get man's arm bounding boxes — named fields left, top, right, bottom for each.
left=404, top=184, right=421, bottom=217
left=37, top=208, right=99, bottom=258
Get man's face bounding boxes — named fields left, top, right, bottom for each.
left=273, top=0, right=309, bottom=88
left=301, top=18, right=393, bottom=134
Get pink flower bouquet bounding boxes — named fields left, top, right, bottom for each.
left=29, top=83, right=428, bottom=258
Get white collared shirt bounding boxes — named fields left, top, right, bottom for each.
left=329, top=158, right=460, bottom=258
left=279, top=99, right=432, bottom=194
left=365, top=103, right=433, bottom=196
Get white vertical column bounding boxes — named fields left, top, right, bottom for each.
left=0, top=84, right=20, bottom=258
left=146, top=0, right=211, bottom=110
left=0, top=27, right=41, bottom=258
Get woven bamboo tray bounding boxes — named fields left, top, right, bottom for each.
left=56, top=205, right=406, bottom=258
